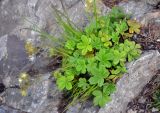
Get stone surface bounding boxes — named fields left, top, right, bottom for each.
left=144, top=0, right=160, bottom=5
left=99, top=50, right=160, bottom=113
left=0, top=35, right=28, bottom=88
left=67, top=101, right=99, bottom=113
left=0, top=35, right=8, bottom=60
left=119, top=1, right=153, bottom=21
left=1, top=74, right=61, bottom=113
left=0, top=105, right=26, bottom=113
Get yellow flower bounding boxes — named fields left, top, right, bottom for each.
left=18, top=78, right=22, bottom=83
left=25, top=41, right=37, bottom=56
left=21, top=90, right=27, bottom=96
left=20, top=72, right=28, bottom=79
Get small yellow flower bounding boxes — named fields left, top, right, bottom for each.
left=18, top=78, right=22, bottom=83
left=20, top=72, right=28, bottom=79
left=21, top=90, right=27, bottom=96
left=25, top=41, right=37, bottom=56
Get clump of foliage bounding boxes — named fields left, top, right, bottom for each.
left=152, top=89, right=160, bottom=110
left=34, top=1, right=142, bottom=108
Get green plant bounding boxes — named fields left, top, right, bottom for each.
left=152, top=89, right=160, bottom=110
left=35, top=2, right=141, bottom=108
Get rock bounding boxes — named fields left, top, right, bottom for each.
left=2, top=74, right=61, bottom=113
left=140, top=11, right=160, bottom=26
left=0, top=35, right=8, bottom=61
left=0, top=0, right=27, bottom=37
left=99, top=50, right=160, bottom=113
left=119, top=1, right=153, bottom=21
left=0, top=105, right=26, bottom=113
left=0, top=35, right=28, bottom=88
left=63, top=0, right=80, bottom=9
left=144, top=0, right=160, bottom=6
left=67, top=101, right=99, bottom=113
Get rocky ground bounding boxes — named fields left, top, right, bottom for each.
left=0, top=0, right=160, bottom=113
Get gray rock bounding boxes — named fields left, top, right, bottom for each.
left=119, top=1, right=153, bottom=21
left=0, top=0, right=27, bottom=37
left=0, top=35, right=8, bottom=61
left=144, top=0, right=160, bottom=6
left=67, top=101, right=99, bottom=113
left=63, top=0, right=80, bottom=9
left=2, top=74, right=61, bottom=113
left=140, top=11, right=160, bottom=26
left=99, top=51, right=160, bottom=113
left=0, top=35, right=28, bottom=87
left=0, top=105, right=26, bottom=113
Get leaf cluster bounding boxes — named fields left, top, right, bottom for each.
left=41, top=5, right=142, bottom=108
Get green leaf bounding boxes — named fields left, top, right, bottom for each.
left=87, top=57, right=97, bottom=74
left=57, top=76, right=66, bottom=90
left=127, top=20, right=141, bottom=34
left=85, top=20, right=97, bottom=34
left=53, top=70, right=61, bottom=79
left=92, top=90, right=111, bottom=107
left=65, top=40, right=76, bottom=50
left=111, top=32, right=119, bottom=43
left=89, top=65, right=110, bottom=87
left=103, top=83, right=116, bottom=95
left=95, top=49, right=112, bottom=68
left=109, top=7, right=129, bottom=20
left=89, top=76, right=104, bottom=87
left=91, top=34, right=103, bottom=49
left=77, top=35, right=93, bottom=55
left=124, top=40, right=141, bottom=62
left=75, top=58, right=87, bottom=74
left=112, top=50, right=126, bottom=65
left=115, top=20, right=128, bottom=34
left=57, top=74, right=74, bottom=90
left=78, top=78, right=89, bottom=90
left=66, top=82, right=72, bottom=90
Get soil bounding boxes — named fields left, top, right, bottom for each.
left=133, top=22, right=160, bottom=53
